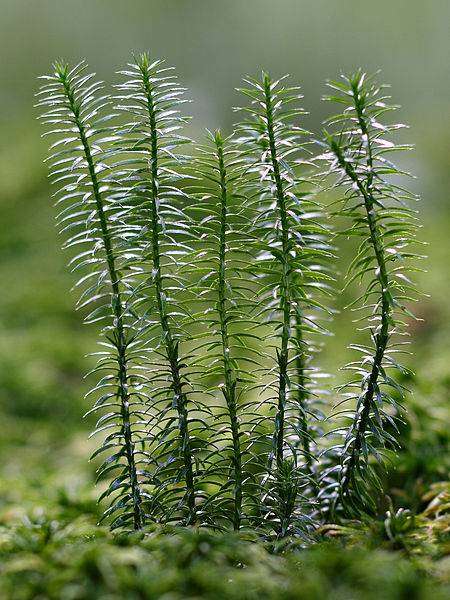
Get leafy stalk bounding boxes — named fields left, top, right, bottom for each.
left=115, top=54, right=197, bottom=524
left=37, top=62, right=146, bottom=530
left=319, top=71, right=420, bottom=516
left=236, top=73, right=333, bottom=535
left=212, top=132, right=243, bottom=529
left=264, top=74, right=292, bottom=470
left=142, top=64, right=195, bottom=524
left=187, top=130, right=254, bottom=530
left=330, top=138, right=391, bottom=504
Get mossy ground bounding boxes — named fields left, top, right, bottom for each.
left=0, top=398, right=448, bottom=599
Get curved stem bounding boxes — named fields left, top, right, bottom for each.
left=215, top=132, right=243, bottom=530
left=330, top=98, right=392, bottom=508
left=60, top=70, right=144, bottom=530
left=140, top=62, right=196, bottom=524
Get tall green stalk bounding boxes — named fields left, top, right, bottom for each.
left=143, top=63, right=195, bottom=523
left=116, top=54, right=197, bottom=524
left=236, top=72, right=332, bottom=535
left=321, top=71, right=420, bottom=516
left=38, top=62, right=145, bottom=530
left=189, top=130, right=246, bottom=529
left=215, top=132, right=243, bottom=529
left=330, top=138, right=391, bottom=504
left=262, top=73, right=295, bottom=472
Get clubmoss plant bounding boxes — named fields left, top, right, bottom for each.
left=318, top=71, right=421, bottom=517
left=38, top=57, right=421, bottom=538
left=114, top=54, right=200, bottom=525
left=187, top=130, right=256, bottom=530
left=234, top=73, right=333, bottom=536
left=37, top=62, right=147, bottom=531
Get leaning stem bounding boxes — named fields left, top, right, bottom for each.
left=60, top=70, right=143, bottom=530
left=140, top=62, right=196, bottom=524
left=330, top=117, right=392, bottom=508
left=215, top=132, right=243, bottom=530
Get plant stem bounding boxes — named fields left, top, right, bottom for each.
left=139, top=60, right=196, bottom=524
left=329, top=89, right=392, bottom=507
left=294, top=312, right=313, bottom=475
left=214, top=131, right=243, bottom=530
left=59, top=68, right=144, bottom=530
left=262, top=73, right=308, bottom=536
left=263, top=73, right=291, bottom=471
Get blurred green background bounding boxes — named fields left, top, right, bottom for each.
left=0, top=0, right=449, bottom=516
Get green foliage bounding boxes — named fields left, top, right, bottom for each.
left=317, top=71, right=421, bottom=518
left=113, top=55, right=201, bottom=526
left=37, top=61, right=147, bottom=531
left=37, top=56, right=423, bottom=539
left=234, top=73, right=333, bottom=535
left=187, top=130, right=257, bottom=530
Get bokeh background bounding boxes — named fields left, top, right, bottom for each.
left=0, top=0, right=449, bottom=516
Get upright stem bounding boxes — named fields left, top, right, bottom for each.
left=60, top=71, right=143, bottom=530
left=140, top=63, right=196, bottom=524
left=215, top=132, right=243, bottom=530
left=330, top=89, right=392, bottom=506
left=262, top=74, right=308, bottom=537
left=263, top=74, right=291, bottom=470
